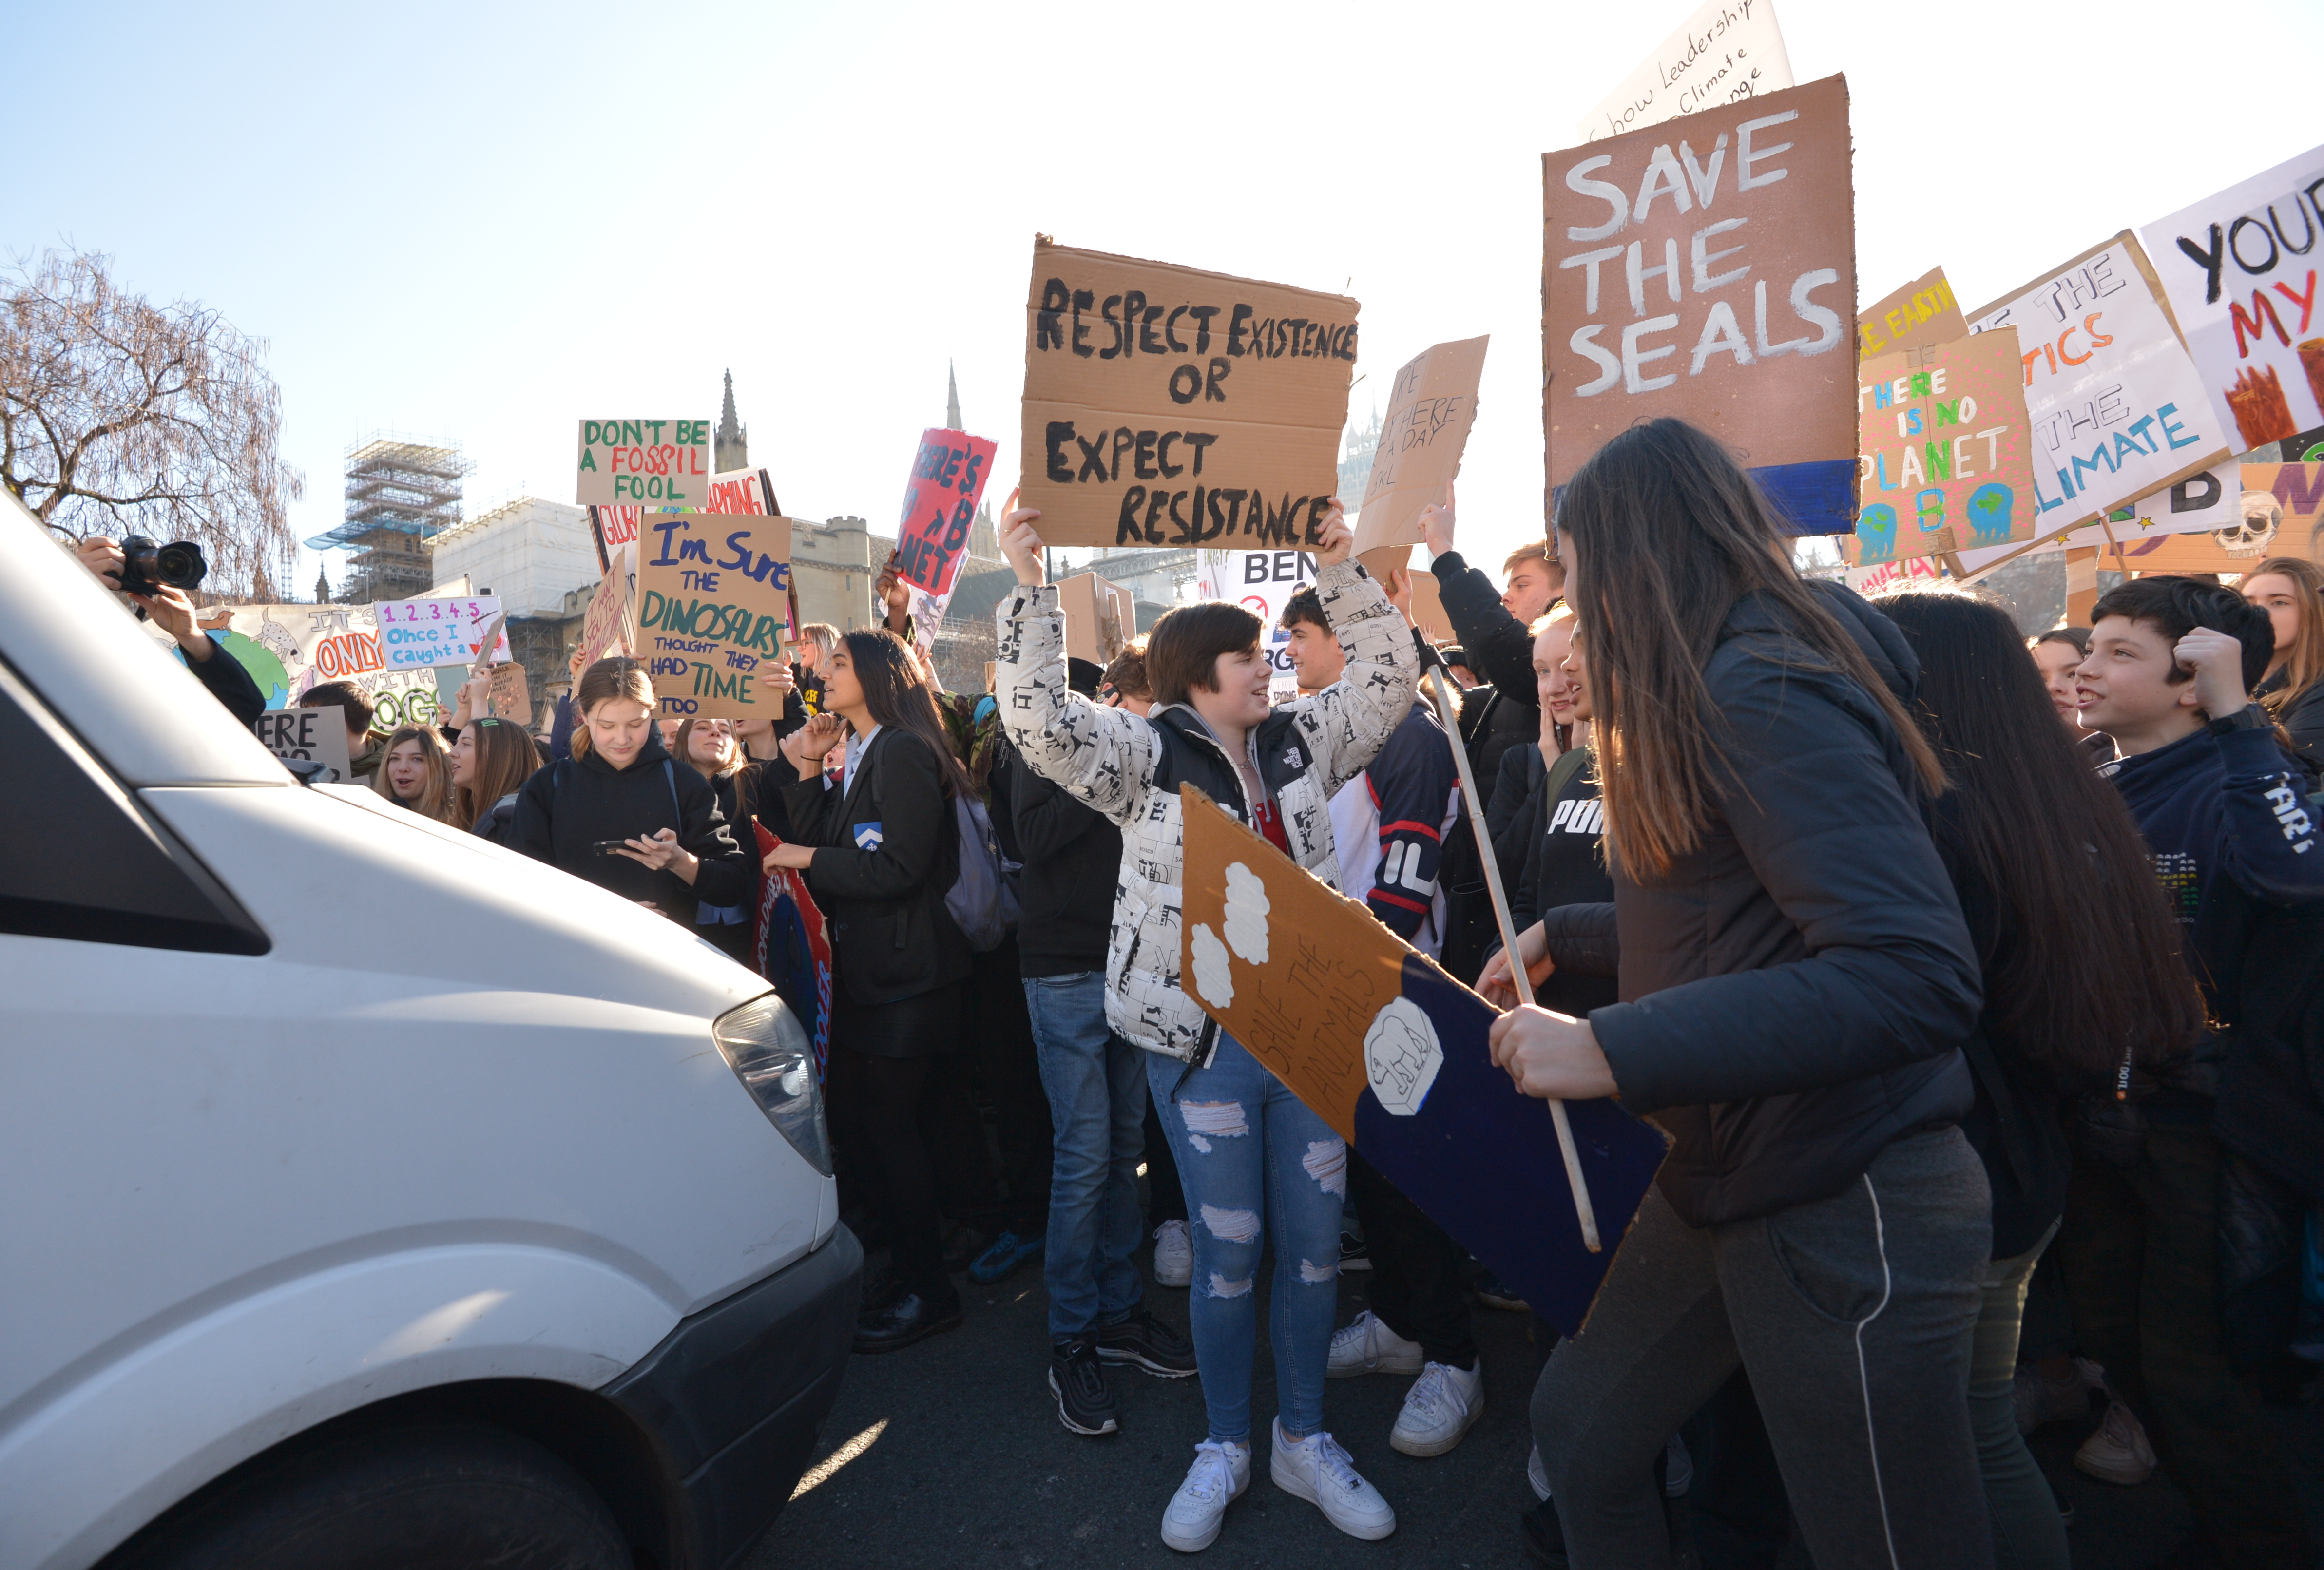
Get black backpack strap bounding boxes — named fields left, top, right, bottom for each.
left=662, top=759, right=681, bottom=823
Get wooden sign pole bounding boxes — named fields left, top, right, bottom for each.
left=1420, top=659, right=1601, bottom=1252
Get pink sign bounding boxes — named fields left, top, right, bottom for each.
left=891, top=427, right=998, bottom=597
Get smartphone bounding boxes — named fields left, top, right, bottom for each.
left=592, top=839, right=631, bottom=856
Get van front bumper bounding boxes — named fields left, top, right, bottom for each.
left=605, top=1224, right=863, bottom=1570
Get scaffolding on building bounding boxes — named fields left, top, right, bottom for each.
left=304, top=434, right=477, bottom=603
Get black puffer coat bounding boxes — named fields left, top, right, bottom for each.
left=508, top=730, right=750, bottom=919
left=1588, top=583, right=1982, bottom=1226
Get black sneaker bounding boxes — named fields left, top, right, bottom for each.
left=1475, top=1271, right=1528, bottom=1311
left=1096, top=1309, right=1198, bottom=1378
left=1049, top=1335, right=1119, bottom=1436
left=1340, top=1229, right=1373, bottom=1271
left=1519, top=1495, right=1570, bottom=1568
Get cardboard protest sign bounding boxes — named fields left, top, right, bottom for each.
left=1858, top=267, right=1965, bottom=359
left=1545, top=75, right=1858, bottom=533
left=2060, top=460, right=2242, bottom=551
left=1967, top=234, right=2231, bottom=528
left=488, top=661, right=533, bottom=726
left=573, top=552, right=635, bottom=671
left=1176, top=785, right=1668, bottom=1334
left=1021, top=238, right=1360, bottom=548
left=576, top=419, right=712, bottom=507
left=634, top=513, right=795, bottom=721
left=753, top=821, right=835, bottom=1084
left=2138, top=145, right=2324, bottom=452
left=253, top=708, right=353, bottom=782
left=171, top=603, right=445, bottom=730
left=2090, top=469, right=2317, bottom=573
left=1578, top=0, right=1794, bottom=144
left=1849, top=328, right=2038, bottom=564
left=1354, top=546, right=1460, bottom=647
left=589, top=504, right=641, bottom=574
left=373, top=594, right=509, bottom=671
left=893, top=428, right=999, bottom=597
left=1196, top=549, right=1316, bottom=698
left=2233, top=461, right=2324, bottom=556
left=703, top=467, right=778, bottom=516
left=1352, top=338, right=1489, bottom=554
left=1056, top=571, right=1134, bottom=667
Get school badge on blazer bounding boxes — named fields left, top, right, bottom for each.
left=853, top=822, right=884, bottom=851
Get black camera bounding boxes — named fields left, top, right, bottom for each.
left=117, top=536, right=209, bottom=597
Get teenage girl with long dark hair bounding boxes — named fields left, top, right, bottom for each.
left=1878, top=586, right=2207, bottom=1570
left=1489, top=419, right=1993, bottom=1569
left=761, top=628, right=975, bottom=1352
left=453, top=717, right=547, bottom=845
left=675, top=716, right=761, bottom=963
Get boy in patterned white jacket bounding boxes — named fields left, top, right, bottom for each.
left=994, top=499, right=1419, bottom=1554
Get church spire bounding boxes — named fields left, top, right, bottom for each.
left=715, top=369, right=748, bottom=472
left=946, top=361, right=961, bottom=431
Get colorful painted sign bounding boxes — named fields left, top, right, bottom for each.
left=1020, top=238, right=1360, bottom=548
left=2138, top=145, right=2324, bottom=451
left=373, top=594, right=508, bottom=671
left=1967, top=234, right=2230, bottom=528
left=893, top=427, right=999, bottom=597
left=1577, top=0, right=1794, bottom=144
left=634, top=512, right=795, bottom=720
left=1851, top=328, right=2037, bottom=564
left=1177, top=785, right=1668, bottom=1335
left=1545, top=75, right=1857, bottom=533
left=168, top=602, right=447, bottom=730
left=1858, top=267, right=1964, bottom=359
left=1352, top=337, right=1489, bottom=554
left=575, top=419, right=712, bottom=507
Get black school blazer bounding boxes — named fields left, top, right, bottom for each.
left=766, top=726, right=971, bottom=1006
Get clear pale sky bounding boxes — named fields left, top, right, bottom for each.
left=13, top=0, right=2321, bottom=589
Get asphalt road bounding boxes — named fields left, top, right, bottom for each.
left=751, top=1238, right=2324, bottom=1569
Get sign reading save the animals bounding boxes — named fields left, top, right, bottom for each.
left=1850, top=327, right=2036, bottom=564
left=634, top=512, right=794, bottom=720
left=1176, top=785, right=1667, bottom=1336
left=1544, top=75, right=1858, bottom=533
left=1020, top=239, right=1359, bottom=548
left=576, top=419, right=712, bottom=507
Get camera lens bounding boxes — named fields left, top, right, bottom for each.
left=154, top=541, right=209, bottom=590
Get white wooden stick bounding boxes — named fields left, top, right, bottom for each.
left=1421, top=662, right=1602, bottom=1252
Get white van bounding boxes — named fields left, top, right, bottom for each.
left=0, top=493, right=861, bottom=1570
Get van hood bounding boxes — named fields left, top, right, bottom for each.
left=138, top=782, right=768, bottom=1022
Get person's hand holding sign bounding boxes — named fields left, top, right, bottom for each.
left=1477, top=923, right=1557, bottom=1010
left=1310, top=498, right=1353, bottom=567
left=1418, top=480, right=1457, bottom=559
left=1488, top=1005, right=1618, bottom=1101
left=999, top=489, right=1046, bottom=588
left=611, top=827, right=702, bottom=885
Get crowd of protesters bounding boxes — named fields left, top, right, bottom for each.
left=84, top=416, right=2324, bottom=1568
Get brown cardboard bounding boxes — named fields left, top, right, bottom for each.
left=1844, top=328, right=2037, bottom=565
left=1352, top=337, right=1490, bottom=553
left=573, top=550, right=634, bottom=671
left=1858, top=267, right=1965, bottom=358
left=1356, top=546, right=1459, bottom=645
left=1543, top=75, right=1858, bottom=509
left=1021, top=237, right=1360, bottom=549
left=486, top=661, right=533, bottom=727
left=1056, top=570, right=1134, bottom=666
left=633, top=514, right=797, bottom=721
left=1179, top=784, right=1431, bottom=1143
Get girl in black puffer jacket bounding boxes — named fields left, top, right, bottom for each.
left=508, top=658, right=749, bottom=920
left=1493, top=420, right=1993, bottom=1570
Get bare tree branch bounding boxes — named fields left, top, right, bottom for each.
left=1, top=246, right=305, bottom=598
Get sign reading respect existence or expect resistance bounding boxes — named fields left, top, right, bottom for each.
left=1968, top=235, right=2231, bottom=529
left=634, top=512, right=795, bottom=721
left=1020, top=238, right=1360, bottom=549
left=1543, top=75, right=1857, bottom=533
left=575, top=419, right=712, bottom=507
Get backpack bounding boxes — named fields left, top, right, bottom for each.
left=945, top=793, right=1020, bottom=953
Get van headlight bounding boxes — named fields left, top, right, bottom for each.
left=711, top=994, right=831, bottom=1176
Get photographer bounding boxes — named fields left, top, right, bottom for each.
left=72, top=536, right=264, bottom=727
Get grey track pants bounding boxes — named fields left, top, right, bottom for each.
left=1532, top=1127, right=1994, bottom=1570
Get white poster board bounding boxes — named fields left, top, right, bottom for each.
left=1577, top=0, right=1794, bottom=144
left=1966, top=235, right=2232, bottom=528
left=254, top=708, right=354, bottom=782
left=374, top=594, right=508, bottom=671
left=1196, top=549, right=1317, bottom=698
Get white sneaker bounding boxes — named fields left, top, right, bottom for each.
left=1327, top=1310, right=1424, bottom=1378
left=1160, top=1438, right=1250, bottom=1552
left=1270, top=1419, right=1397, bottom=1540
left=1389, top=1361, right=1484, bottom=1457
left=1528, top=1444, right=1552, bottom=1501
left=2074, top=1397, right=2157, bottom=1486
left=1664, top=1433, right=1692, bottom=1497
left=1153, top=1220, right=1193, bottom=1289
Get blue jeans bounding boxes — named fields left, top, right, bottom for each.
left=1148, top=1035, right=1346, bottom=1443
left=1026, top=972, right=1146, bottom=1340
